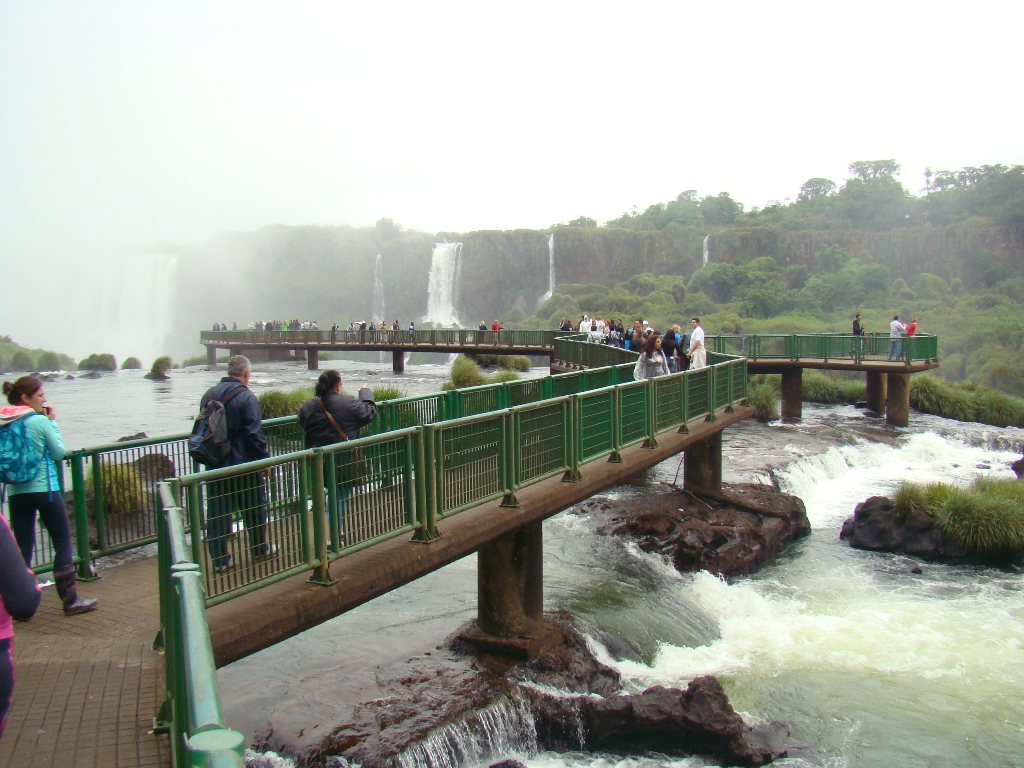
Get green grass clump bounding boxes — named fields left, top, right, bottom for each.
left=88, top=464, right=147, bottom=516
left=258, top=386, right=314, bottom=418
left=150, top=356, right=173, bottom=376
left=891, top=481, right=955, bottom=521
left=748, top=381, right=779, bottom=422
left=489, top=369, right=522, bottom=384
left=445, top=356, right=489, bottom=389
left=802, top=370, right=848, bottom=403
left=973, top=388, right=1024, bottom=428
left=499, top=355, right=532, bottom=372
left=371, top=385, right=406, bottom=402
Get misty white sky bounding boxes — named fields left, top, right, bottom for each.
left=1, top=1, right=1021, bottom=359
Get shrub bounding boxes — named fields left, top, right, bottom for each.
left=748, top=381, right=779, bottom=422
left=81, top=353, right=117, bottom=371
left=489, top=369, right=521, bottom=384
left=371, top=385, right=406, bottom=402
left=35, top=352, right=62, bottom=371
left=150, top=356, right=173, bottom=376
left=802, top=370, right=848, bottom=403
left=937, top=489, right=1024, bottom=557
left=91, top=464, right=147, bottom=516
left=445, top=356, right=488, bottom=389
left=258, top=386, right=314, bottom=418
left=122, top=357, right=142, bottom=370
left=499, top=356, right=531, bottom=372
left=973, top=388, right=1024, bottom=428
left=11, top=351, right=33, bottom=370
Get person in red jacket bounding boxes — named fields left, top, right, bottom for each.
left=906, top=316, right=918, bottom=336
left=490, top=320, right=502, bottom=344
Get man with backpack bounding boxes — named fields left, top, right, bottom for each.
left=196, top=355, right=271, bottom=573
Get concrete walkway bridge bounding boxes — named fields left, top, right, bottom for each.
left=1, top=331, right=939, bottom=767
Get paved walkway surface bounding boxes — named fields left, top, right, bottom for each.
left=0, top=556, right=169, bottom=768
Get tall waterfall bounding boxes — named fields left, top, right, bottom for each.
left=702, top=235, right=710, bottom=266
left=95, top=252, right=180, bottom=365
left=372, top=252, right=386, bottom=324
left=538, top=233, right=556, bottom=307
left=424, top=242, right=463, bottom=327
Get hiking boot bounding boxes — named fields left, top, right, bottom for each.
left=54, top=566, right=99, bottom=616
left=213, top=556, right=234, bottom=574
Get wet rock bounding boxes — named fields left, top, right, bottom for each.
left=65, top=374, right=75, bottom=380
left=489, top=760, right=528, bottom=768
left=118, top=432, right=148, bottom=442
left=81, top=371, right=102, bottom=379
left=1012, top=452, right=1024, bottom=479
left=144, top=370, right=169, bottom=380
left=595, top=483, right=810, bottom=577
left=839, top=496, right=1021, bottom=566
left=133, top=453, right=176, bottom=485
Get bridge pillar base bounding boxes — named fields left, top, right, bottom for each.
left=459, top=621, right=561, bottom=662
left=886, top=373, right=910, bottom=427
left=866, top=371, right=887, bottom=415
left=684, top=432, right=722, bottom=492
left=781, top=369, right=803, bottom=419
left=477, top=523, right=544, bottom=644
left=206, top=347, right=217, bottom=368
left=307, top=349, right=319, bottom=370
left=229, top=347, right=243, bottom=358
left=294, top=348, right=307, bottom=362
left=393, top=349, right=406, bottom=374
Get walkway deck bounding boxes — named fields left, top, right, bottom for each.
left=0, top=557, right=168, bottom=768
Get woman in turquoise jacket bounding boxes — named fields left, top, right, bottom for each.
left=2, top=377, right=97, bottom=615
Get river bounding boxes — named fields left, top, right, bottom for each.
left=14, top=362, right=1024, bottom=767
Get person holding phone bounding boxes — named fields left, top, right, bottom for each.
left=2, top=376, right=97, bottom=615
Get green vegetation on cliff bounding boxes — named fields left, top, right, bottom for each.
left=0, top=335, right=76, bottom=372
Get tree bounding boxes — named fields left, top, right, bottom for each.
left=567, top=216, right=597, bottom=227
left=848, top=159, right=901, bottom=181
left=36, top=352, right=62, bottom=371
left=374, top=218, right=403, bottom=239
left=11, top=351, right=33, bottom=370
left=798, top=178, right=837, bottom=201
left=699, top=192, right=742, bottom=227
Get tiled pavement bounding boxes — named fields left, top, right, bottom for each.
left=0, top=557, right=169, bottom=768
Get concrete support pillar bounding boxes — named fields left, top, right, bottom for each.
left=294, top=348, right=307, bottom=362
left=206, top=347, right=217, bottom=367
left=307, top=349, right=319, bottom=371
left=477, top=523, right=544, bottom=638
left=229, top=347, right=243, bottom=358
left=684, top=432, right=722, bottom=492
left=885, top=372, right=910, bottom=427
left=866, top=371, right=887, bottom=415
left=392, top=349, right=406, bottom=374
left=781, top=369, right=803, bottom=420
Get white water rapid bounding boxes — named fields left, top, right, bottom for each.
left=372, top=252, right=386, bottom=325
left=424, top=242, right=463, bottom=327
left=538, top=233, right=556, bottom=308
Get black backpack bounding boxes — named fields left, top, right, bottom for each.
left=188, top=385, right=245, bottom=465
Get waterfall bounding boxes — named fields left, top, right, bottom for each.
left=702, top=235, right=710, bottom=266
left=372, top=252, right=386, bottom=325
left=424, top=242, right=463, bottom=327
left=396, top=695, right=537, bottom=768
left=537, top=233, right=556, bottom=308
left=95, top=251, right=179, bottom=365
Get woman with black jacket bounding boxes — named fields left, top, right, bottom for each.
left=1, top=514, right=41, bottom=740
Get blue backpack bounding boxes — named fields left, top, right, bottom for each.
left=0, top=413, right=44, bottom=484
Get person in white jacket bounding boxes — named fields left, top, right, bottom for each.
left=686, top=318, right=706, bottom=369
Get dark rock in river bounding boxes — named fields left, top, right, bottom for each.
left=143, top=371, right=169, bottom=380
left=1012, top=452, right=1024, bottom=480
left=81, top=371, right=102, bottom=379
left=118, top=432, right=148, bottom=442
left=594, top=483, right=810, bottom=577
left=301, top=615, right=790, bottom=768
left=839, top=496, right=1018, bottom=566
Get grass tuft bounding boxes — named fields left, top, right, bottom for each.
left=748, top=381, right=779, bottom=422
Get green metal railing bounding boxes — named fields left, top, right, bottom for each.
left=200, top=328, right=559, bottom=348
left=156, top=484, right=246, bottom=768
left=706, top=332, right=938, bottom=364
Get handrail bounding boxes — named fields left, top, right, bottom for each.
left=706, top=332, right=938, bottom=364
left=156, top=484, right=246, bottom=768
left=199, top=328, right=560, bottom=348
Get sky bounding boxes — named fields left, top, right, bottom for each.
left=1, top=1, right=1021, bottom=359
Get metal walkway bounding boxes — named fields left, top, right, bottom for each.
left=0, top=556, right=168, bottom=768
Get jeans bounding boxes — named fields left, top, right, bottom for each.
left=888, top=338, right=903, bottom=360
left=8, top=491, right=74, bottom=570
left=205, top=473, right=268, bottom=567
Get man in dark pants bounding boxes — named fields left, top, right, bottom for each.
left=200, top=355, right=271, bottom=573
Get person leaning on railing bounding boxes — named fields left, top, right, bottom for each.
left=297, top=370, right=377, bottom=531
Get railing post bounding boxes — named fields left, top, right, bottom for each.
left=298, top=456, right=313, bottom=566
left=608, top=387, right=623, bottom=463
left=90, top=451, right=108, bottom=553
left=562, top=395, right=582, bottom=482
left=725, top=361, right=735, bottom=413
left=678, top=370, right=690, bottom=433
left=187, top=483, right=205, bottom=570
left=499, top=411, right=519, bottom=507
left=69, top=452, right=97, bottom=579
left=308, top=449, right=335, bottom=585
left=705, top=366, right=718, bottom=421
left=325, top=452, right=341, bottom=553
left=642, top=379, right=659, bottom=448
left=413, top=425, right=441, bottom=542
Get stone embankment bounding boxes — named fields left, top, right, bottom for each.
left=591, top=483, right=811, bottom=577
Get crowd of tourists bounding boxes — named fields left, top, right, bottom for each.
left=558, top=316, right=706, bottom=380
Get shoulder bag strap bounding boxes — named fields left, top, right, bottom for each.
left=318, top=398, right=349, bottom=441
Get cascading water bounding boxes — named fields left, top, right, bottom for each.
left=537, top=233, right=556, bottom=308
left=396, top=696, right=537, bottom=768
left=97, top=251, right=180, bottom=365
left=425, top=242, right=463, bottom=327
left=372, top=252, right=386, bottom=325
left=702, top=235, right=709, bottom=266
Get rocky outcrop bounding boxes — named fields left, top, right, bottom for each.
left=302, top=616, right=790, bottom=768
left=595, top=484, right=810, bottom=577
left=1012, top=452, right=1024, bottom=480
left=839, top=496, right=1007, bottom=565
